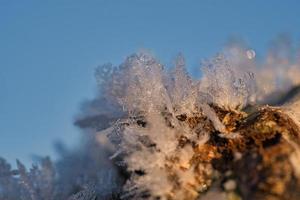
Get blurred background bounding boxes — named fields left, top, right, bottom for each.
left=1, top=0, right=300, bottom=166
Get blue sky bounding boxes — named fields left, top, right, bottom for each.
left=1, top=0, right=300, bottom=166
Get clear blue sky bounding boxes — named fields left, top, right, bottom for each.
left=1, top=0, right=300, bottom=166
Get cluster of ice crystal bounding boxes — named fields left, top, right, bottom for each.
left=91, top=38, right=300, bottom=199
left=1, top=36, right=300, bottom=200
left=0, top=157, right=55, bottom=200
left=224, top=36, right=300, bottom=104
left=200, top=54, right=256, bottom=110
left=93, top=52, right=257, bottom=199
left=0, top=139, right=122, bottom=200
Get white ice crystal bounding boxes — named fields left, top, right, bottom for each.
left=200, top=54, right=256, bottom=110
left=2, top=36, right=300, bottom=200
left=97, top=52, right=248, bottom=199
left=98, top=44, right=300, bottom=199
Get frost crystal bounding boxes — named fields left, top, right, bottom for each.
left=200, top=54, right=256, bottom=110
left=2, top=36, right=300, bottom=200
left=96, top=52, right=256, bottom=199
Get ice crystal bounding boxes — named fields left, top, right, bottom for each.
left=0, top=157, right=55, bottom=200
left=96, top=52, right=252, bottom=199
left=200, top=54, right=256, bottom=110
left=2, top=36, right=300, bottom=200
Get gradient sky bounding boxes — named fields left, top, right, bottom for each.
left=1, top=0, right=300, bottom=166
